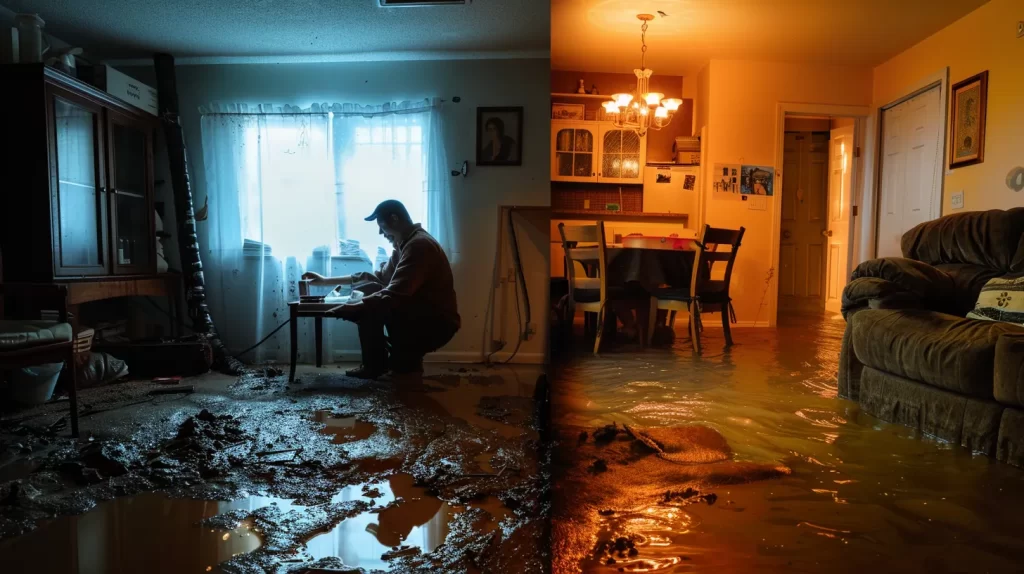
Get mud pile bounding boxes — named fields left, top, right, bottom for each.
left=552, top=422, right=790, bottom=572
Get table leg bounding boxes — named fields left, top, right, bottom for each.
left=315, top=317, right=323, bottom=368
left=289, top=307, right=298, bottom=382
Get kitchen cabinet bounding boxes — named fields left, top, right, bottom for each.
left=0, top=64, right=157, bottom=282
left=551, top=120, right=645, bottom=184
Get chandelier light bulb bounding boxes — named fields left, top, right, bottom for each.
left=644, top=92, right=664, bottom=107
left=602, top=101, right=620, bottom=115
left=654, top=106, right=668, bottom=119
left=612, top=93, right=633, bottom=108
left=662, top=98, right=682, bottom=112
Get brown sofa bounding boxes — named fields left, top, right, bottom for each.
left=839, top=208, right=1024, bottom=466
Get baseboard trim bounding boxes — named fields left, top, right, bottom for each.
left=325, top=350, right=546, bottom=365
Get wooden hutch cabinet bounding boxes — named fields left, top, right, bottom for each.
left=0, top=64, right=179, bottom=328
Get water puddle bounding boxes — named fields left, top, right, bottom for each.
left=0, top=492, right=260, bottom=573
left=0, top=472, right=510, bottom=573
left=312, top=410, right=377, bottom=443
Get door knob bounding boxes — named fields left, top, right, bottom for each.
left=822, top=229, right=833, bottom=237
left=782, top=230, right=792, bottom=239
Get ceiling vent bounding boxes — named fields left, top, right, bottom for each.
left=379, top=0, right=466, bottom=6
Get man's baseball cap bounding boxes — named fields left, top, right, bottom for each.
left=365, top=199, right=411, bottom=223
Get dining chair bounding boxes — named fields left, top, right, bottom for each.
left=646, top=224, right=746, bottom=354
left=558, top=221, right=612, bottom=355
left=0, top=283, right=79, bottom=436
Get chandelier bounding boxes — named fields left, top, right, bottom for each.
left=602, top=14, right=682, bottom=137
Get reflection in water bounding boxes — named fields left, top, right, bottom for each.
left=0, top=493, right=261, bottom=574
left=555, top=311, right=1024, bottom=572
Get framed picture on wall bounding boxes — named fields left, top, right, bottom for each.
left=949, top=70, right=988, bottom=170
left=477, top=107, right=523, bottom=167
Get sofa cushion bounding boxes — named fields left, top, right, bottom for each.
left=901, top=207, right=1024, bottom=272
left=935, top=264, right=1004, bottom=316
left=967, top=275, right=1024, bottom=325
left=994, top=334, right=1024, bottom=407
left=850, top=309, right=1024, bottom=399
left=0, top=320, right=73, bottom=351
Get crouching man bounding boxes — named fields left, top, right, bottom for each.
left=302, top=200, right=459, bottom=379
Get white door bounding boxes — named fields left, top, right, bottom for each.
left=876, top=85, right=942, bottom=258
left=825, top=125, right=854, bottom=314
left=779, top=132, right=828, bottom=308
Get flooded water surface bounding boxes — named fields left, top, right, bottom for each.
left=553, top=312, right=1024, bottom=573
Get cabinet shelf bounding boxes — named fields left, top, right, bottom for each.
left=551, top=92, right=611, bottom=100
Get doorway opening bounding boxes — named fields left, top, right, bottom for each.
left=777, top=114, right=858, bottom=320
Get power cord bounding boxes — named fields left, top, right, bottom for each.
left=145, top=295, right=288, bottom=358
left=495, top=207, right=531, bottom=365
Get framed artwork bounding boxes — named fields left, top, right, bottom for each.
left=551, top=103, right=585, bottom=120
left=740, top=165, right=775, bottom=196
left=949, top=71, right=988, bottom=169
left=477, top=107, right=523, bottom=166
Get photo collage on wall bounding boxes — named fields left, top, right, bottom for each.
left=713, top=163, right=775, bottom=201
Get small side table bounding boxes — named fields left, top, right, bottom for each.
left=288, top=296, right=360, bottom=382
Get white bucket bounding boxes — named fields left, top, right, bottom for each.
left=10, top=362, right=64, bottom=405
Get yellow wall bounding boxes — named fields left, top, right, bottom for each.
left=872, top=0, right=1024, bottom=213
left=704, top=60, right=873, bottom=325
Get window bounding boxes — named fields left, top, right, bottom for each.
left=238, top=112, right=428, bottom=263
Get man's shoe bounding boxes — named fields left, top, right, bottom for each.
left=345, top=365, right=387, bottom=380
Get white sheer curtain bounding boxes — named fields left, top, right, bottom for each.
left=198, top=100, right=454, bottom=363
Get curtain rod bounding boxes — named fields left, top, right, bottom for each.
left=201, top=97, right=460, bottom=117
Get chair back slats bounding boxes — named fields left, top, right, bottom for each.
left=702, top=227, right=744, bottom=247
left=560, top=224, right=603, bottom=244
left=690, top=224, right=745, bottom=299
left=558, top=222, right=608, bottom=306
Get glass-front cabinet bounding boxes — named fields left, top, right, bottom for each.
left=0, top=65, right=158, bottom=283
left=598, top=125, right=645, bottom=184
left=49, top=89, right=109, bottom=276
left=551, top=121, right=598, bottom=182
left=108, top=113, right=154, bottom=274
left=550, top=121, right=645, bottom=184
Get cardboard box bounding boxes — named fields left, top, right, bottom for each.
left=101, top=64, right=158, bottom=116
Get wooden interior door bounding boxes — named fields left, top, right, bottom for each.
left=876, top=85, right=941, bottom=258
left=825, top=125, right=854, bottom=314
left=779, top=131, right=828, bottom=309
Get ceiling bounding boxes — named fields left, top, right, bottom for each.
left=0, top=0, right=549, bottom=62
left=552, top=0, right=989, bottom=76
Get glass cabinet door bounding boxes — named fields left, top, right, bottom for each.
left=109, top=116, right=153, bottom=273
left=51, top=94, right=108, bottom=275
left=552, top=124, right=596, bottom=181
left=600, top=128, right=643, bottom=182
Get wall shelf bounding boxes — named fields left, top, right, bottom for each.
left=551, top=92, right=610, bottom=100
left=553, top=210, right=688, bottom=224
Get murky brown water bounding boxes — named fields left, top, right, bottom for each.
left=552, top=311, right=1024, bottom=573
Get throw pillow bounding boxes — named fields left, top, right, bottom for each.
left=967, top=275, right=1024, bottom=326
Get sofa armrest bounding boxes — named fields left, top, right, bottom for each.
left=994, top=332, right=1024, bottom=407
left=841, top=257, right=956, bottom=318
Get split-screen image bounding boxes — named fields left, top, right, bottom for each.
left=0, top=0, right=1022, bottom=572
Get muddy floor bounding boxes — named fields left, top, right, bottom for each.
left=0, top=363, right=548, bottom=573
left=551, top=310, right=1024, bottom=573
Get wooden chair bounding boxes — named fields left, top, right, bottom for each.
left=558, top=222, right=613, bottom=355
left=646, top=225, right=746, bottom=354
left=0, top=284, right=78, bottom=436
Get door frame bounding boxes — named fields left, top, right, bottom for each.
left=771, top=103, right=871, bottom=326
left=869, top=67, right=949, bottom=259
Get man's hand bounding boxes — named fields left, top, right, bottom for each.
left=301, top=271, right=327, bottom=285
